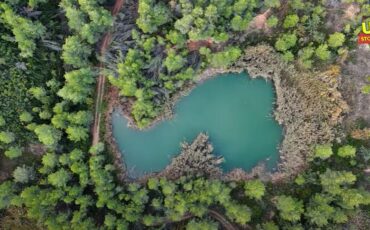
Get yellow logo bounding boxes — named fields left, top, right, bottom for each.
left=358, top=17, right=370, bottom=44
left=362, top=18, right=370, bottom=34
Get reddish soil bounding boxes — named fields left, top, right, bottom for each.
left=91, top=0, right=125, bottom=146
left=344, top=3, right=360, bottom=20
left=249, top=8, right=271, bottom=31
left=187, top=38, right=214, bottom=51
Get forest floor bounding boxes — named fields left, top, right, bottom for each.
left=91, top=0, right=125, bottom=146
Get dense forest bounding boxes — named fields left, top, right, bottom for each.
left=107, top=0, right=369, bottom=127
left=0, top=0, right=369, bottom=229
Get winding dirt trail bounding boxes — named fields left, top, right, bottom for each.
left=208, top=210, right=237, bottom=230
left=92, top=0, right=124, bottom=146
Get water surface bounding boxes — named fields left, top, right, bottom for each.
left=112, top=72, right=282, bottom=177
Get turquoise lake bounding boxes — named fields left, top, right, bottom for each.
left=112, top=72, right=283, bottom=177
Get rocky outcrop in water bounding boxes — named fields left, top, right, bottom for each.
left=159, top=133, right=223, bottom=180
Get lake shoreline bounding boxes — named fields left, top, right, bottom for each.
left=105, top=44, right=348, bottom=182
left=110, top=74, right=282, bottom=180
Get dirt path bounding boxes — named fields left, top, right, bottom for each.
left=249, top=8, right=271, bottom=31
left=92, top=0, right=125, bottom=146
left=208, top=210, right=238, bottom=230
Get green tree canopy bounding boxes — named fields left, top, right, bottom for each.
left=233, top=0, right=257, bottom=15
left=339, top=188, right=370, bottom=209
left=67, top=111, right=92, bottom=126
left=58, top=68, right=95, bottom=104
left=0, top=2, right=46, bottom=57
left=261, top=222, right=279, bottom=230
left=81, top=9, right=113, bottom=44
left=28, top=0, right=47, bottom=8
left=283, top=14, right=299, bottom=28
left=108, top=49, right=142, bottom=97
left=289, top=0, right=305, bottom=10
left=267, top=16, right=279, bottom=28
left=305, top=194, right=335, bottom=227
left=282, top=51, right=294, bottom=62
left=320, top=169, right=356, bottom=195
left=175, top=15, right=194, bottom=34
left=0, top=115, right=5, bottom=127
left=275, top=195, right=304, bottom=222
left=28, top=87, right=47, bottom=102
left=62, top=3, right=86, bottom=32
left=136, top=0, right=171, bottom=33
left=186, top=219, right=219, bottom=230
left=275, top=33, right=297, bottom=52
left=66, top=125, right=89, bottom=142
left=0, top=131, right=15, bottom=144
left=19, top=111, right=33, bottom=123
left=0, top=181, right=16, bottom=209
left=164, top=49, right=186, bottom=73
left=362, top=84, right=370, bottom=94
left=13, top=165, right=35, bottom=184
left=265, top=0, right=281, bottom=8
left=4, top=146, right=22, bottom=159
left=43, top=152, right=59, bottom=167
left=132, top=99, right=157, bottom=129
left=225, top=202, right=252, bottom=225
left=314, top=144, right=333, bottom=160
left=231, top=15, right=250, bottom=31
left=328, top=32, right=345, bottom=48
left=62, top=36, right=91, bottom=68
left=298, top=46, right=315, bottom=68
left=244, top=179, right=265, bottom=200
left=210, top=47, right=241, bottom=68
left=34, top=124, right=61, bottom=147
left=337, top=145, right=356, bottom=158
left=315, top=44, right=331, bottom=60
left=47, top=168, right=72, bottom=187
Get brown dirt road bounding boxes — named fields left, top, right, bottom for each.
left=208, top=210, right=238, bottom=230
left=92, top=0, right=124, bottom=146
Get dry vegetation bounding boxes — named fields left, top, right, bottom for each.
left=341, top=45, right=370, bottom=125
left=158, top=133, right=223, bottom=180
left=105, top=44, right=351, bottom=181
left=232, top=45, right=349, bottom=178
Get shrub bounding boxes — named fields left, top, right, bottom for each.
left=4, top=146, right=22, bottom=159
left=13, top=165, right=35, bottom=183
